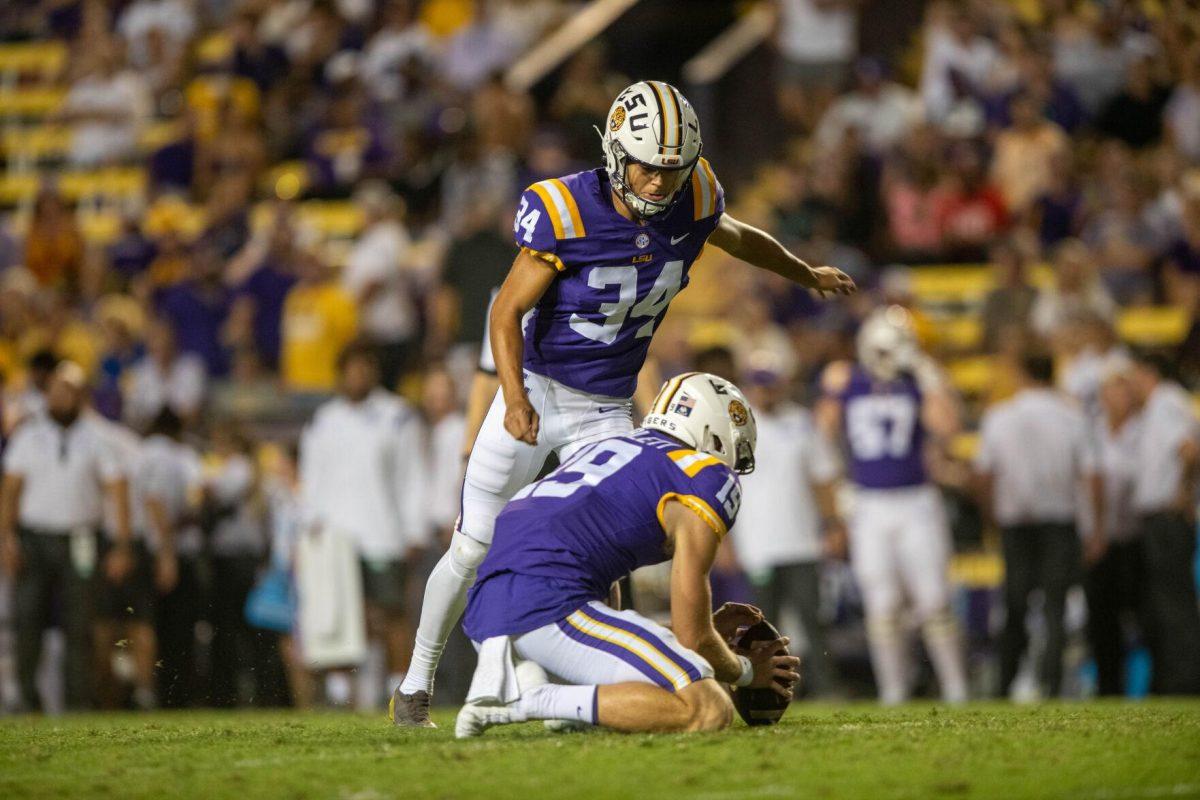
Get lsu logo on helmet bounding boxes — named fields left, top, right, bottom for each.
left=609, top=106, right=626, bottom=131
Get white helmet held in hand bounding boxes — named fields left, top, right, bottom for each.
left=857, top=305, right=920, bottom=382
left=598, top=81, right=702, bottom=219
left=643, top=372, right=757, bottom=474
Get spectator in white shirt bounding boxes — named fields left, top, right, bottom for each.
left=124, top=317, right=208, bottom=432
left=0, top=362, right=132, bottom=711
left=975, top=352, right=1103, bottom=699
left=117, top=0, right=197, bottom=68
left=361, top=0, right=434, bottom=104
left=342, top=182, right=420, bottom=391
left=1127, top=352, right=1200, bottom=695
left=814, top=58, right=921, bottom=156
left=733, top=367, right=843, bottom=697
left=300, top=342, right=429, bottom=706
left=1030, top=239, right=1116, bottom=339
left=60, top=43, right=150, bottom=167
left=421, top=367, right=466, bottom=545
left=774, top=0, right=858, bottom=131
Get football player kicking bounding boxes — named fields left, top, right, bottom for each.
left=393, top=81, right=854, bottom=725
left=817, top=307, right=968, bottom=705
left=454, top=373, right=799, bottom=737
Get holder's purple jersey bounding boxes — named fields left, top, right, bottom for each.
left=463, top=428, right=740, bottom=641
left=836, top=366, right=927, bottom=489
left=513, top=162, right=725, bottom=398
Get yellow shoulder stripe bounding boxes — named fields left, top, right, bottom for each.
left=521, top=246, right=565, bottom=272
left=668, top=449, right=723, bottom=477
left=530, top=179, right=586, bottom=240
left=657, top=492, right=728, bottom=540
left=690, top=157, right=718, bottom=220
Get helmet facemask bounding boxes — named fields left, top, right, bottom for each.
left=599, top=131, right=698, bottom=220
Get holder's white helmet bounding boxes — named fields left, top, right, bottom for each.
left=643, top=372, right=757, bottom=474
left=857, top=305, right=919, bottom=382
left=599, top=81, right=702, bottom=219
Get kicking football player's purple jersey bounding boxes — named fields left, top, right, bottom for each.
left=836, top=366, right=928, bottom=489
left=463, top=428, right=740, bottom=641
left=513, top=162, right=725, bottom=398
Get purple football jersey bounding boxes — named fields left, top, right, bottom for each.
left=838, top=366, right=928, bottom=489
left=513, top=163, right=725, bottom=398
left=463, top=428, right=740, bottom=641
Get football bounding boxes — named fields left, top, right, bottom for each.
left=731, top=619, right=792, bottom=726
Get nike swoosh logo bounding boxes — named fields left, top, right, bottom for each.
left=670, top=233, right=690, bottom=245
left=597, top=405, right=625, bottom=414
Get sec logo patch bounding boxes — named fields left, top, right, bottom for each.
left=635, top=232, right=650, bottom=248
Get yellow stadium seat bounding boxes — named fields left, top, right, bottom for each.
left=949, top=552, right=1003, bottom=589
left=947, top=356, right=996, bottom=396
left=261, top=161, right=310, bottom=201
left=252, top=201, right=365, bottom=239
left=0, top=42, right=68, bottom=80
left=936, top=315, right=983, bottom=350
left=0, top=125, right=70, bottom=160
left=0, top=88, right=67, bottom=117
left=58, top=167, right=146, bottom=202
left=909, top=263, right=1054, bottom=306
left=1116, top=306, right=1192, bottom=347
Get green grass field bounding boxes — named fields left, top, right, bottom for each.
left=2, top=701, right=1199, bottom=799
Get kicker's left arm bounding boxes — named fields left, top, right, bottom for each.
left=706, top=213, right=856, bottom=296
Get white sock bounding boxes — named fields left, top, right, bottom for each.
left=921, top=609, right=969, bottom=704
left=866, top=615, right=908, bottom=705
left=400, top=547, right=474, bottom=696
left=515, top=685, right=598, bottom=725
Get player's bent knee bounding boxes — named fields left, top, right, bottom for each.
left=679, top=679, right=734, bottom=732
left=448, top=530, right=490, bottom=575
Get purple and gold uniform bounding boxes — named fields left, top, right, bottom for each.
left=835, top=366, right=927, bottom=489
left=513, top=162, right=725, bottom=398
left=463, top=428, right=740, bottom=642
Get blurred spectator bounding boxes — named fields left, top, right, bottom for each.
left=980, top=239, right=1036, bottom=353
left=1164, top=42, right=1200, bottom=162
left=226, top=209, right=300, bottom=371
left=975, top=352, right=1101, bottom=699
left=342, top=182, right=419, bottom=390
left=1030, top=239, right=1115, bottom=338
left=300, top=342, right=429, bottom=707
left=774, top=0, right=859, bottom=131
left=204, top=426, right=273, bottom=707
left=155, top=245, right=233, bottom=376
left=1095, top=56, right=1170, bottom=149
left=1127, top=353, right=1200, bottom=695
left=734, top=366, right=840, bottom=697
left=990, top=94, right=1068, bottom=214
left=1051, top=7, right=1157, bottom=116
left=881, top=127, right=945, bottom=260
left=934, top=142, right=1008, bottom=261
left=1162, top=188, right=1200, bottom=312
left=60, top=42, right=149, bottom=167
left=814, top=57, right=920, bottom=157
left=919, top=4, right=996, bottom=126
left=1030, top=151, right=1084, bottom=249
left=1081, top=179, right=1156, bottom=304
left=197, top=107, right=266, bottom=205
left=422, top=366, right=465, bottom=544
left=281, top=252, right=358, bottom=392
left=1058, top=313, right=1128, bottom=424
left=117, top=0, right=197, bottom=68
left=124, top=317, right=207, bottom=431
left=1084, top=359, right=1146, bottom=697
left=440, top=1, right=517, bottom=92
left=472, top=73, right=535, bottom=156
left=435, top=201, right=513, bottom=357
left=550, top=43, right=627, bottom=160
left=105, top=218, right=158, bottom=288
left=24, top=188, right=85, bottom=295
left=440, top=131, right=518, bottom=232
left=361, top=0, right=434, bottom=104
left=305, top=76, right=390, bottom=196
left=0, top=363, right=132, bottom=711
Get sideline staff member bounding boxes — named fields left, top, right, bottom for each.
left=0, top=362, right=132, bottom=711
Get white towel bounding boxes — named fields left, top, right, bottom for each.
left=467, top=636, right=521, bottom=705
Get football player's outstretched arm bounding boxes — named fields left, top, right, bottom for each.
left=666, top=500, right=799, bottom=698
left=489, top=250, right=558, bottom=444
left=707, top=213, right=857, bottom=297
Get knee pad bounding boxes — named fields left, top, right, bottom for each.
left=865, top=612, right=903, bottom=642
left=920, top=606, right=958, bottom=637
left=449, top=530, right=490, bottom=577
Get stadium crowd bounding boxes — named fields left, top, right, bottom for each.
left=0, top=0, right=1197, bottom=712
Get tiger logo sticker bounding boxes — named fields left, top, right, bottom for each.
left=609, top=106, right=626, bottom=131
left=728, top=399, right=749, bottom=426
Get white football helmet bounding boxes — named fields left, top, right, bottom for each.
left=857, top=305, right=920, bottom=382
left=598, top=81, right=703, bottom=219
left=643, top=372, right=757, bottom=474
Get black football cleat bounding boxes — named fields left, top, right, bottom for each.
left=390, top=687, right=437, bottom=728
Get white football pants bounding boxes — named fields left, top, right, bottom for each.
left=850, top=484, right=968, bottom=704
left=401, top=372, right=633, bottom=696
